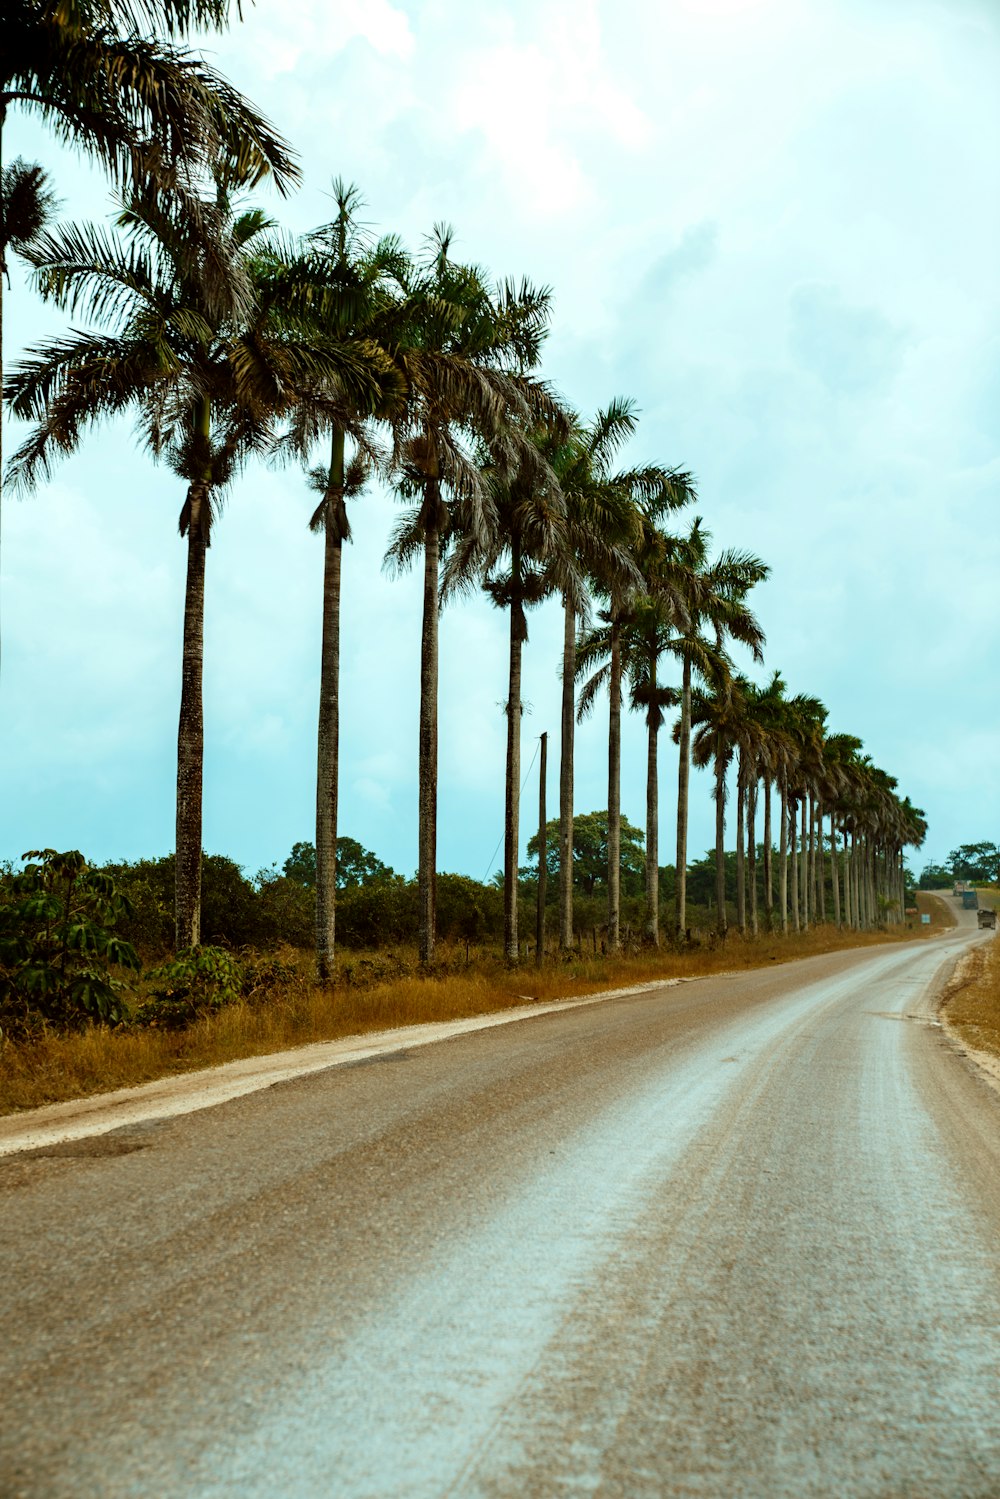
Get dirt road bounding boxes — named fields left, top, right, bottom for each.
left=2, top=916, right=998, bottom=1497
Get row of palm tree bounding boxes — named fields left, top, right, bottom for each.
left=1, top=1, right=926, bottom=977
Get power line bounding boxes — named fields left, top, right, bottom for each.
left=479, top=731, right=542, bottom=881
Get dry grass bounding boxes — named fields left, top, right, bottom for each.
left=0, top=916, right=942, bottom=1116
left=942, top=934, right=1000, bottom=1061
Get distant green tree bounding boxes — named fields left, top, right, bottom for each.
left=526, top=810, right=645, bottom=899
left=947, top=843, right=1000, bottom=883
left=282, top=839, right=394, bottom=890
left=916, top=862, right=951, bottom=890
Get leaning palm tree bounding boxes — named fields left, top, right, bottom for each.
left=386, top=227, right=562, bottom=965
left=5, top=180, right=369, bottom=948
left=1, top=0, right=297, bottom=670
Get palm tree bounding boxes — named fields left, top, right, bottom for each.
left=1, top=0, right=297, bottom=670
left=576, top=475, right=695, bottom=953
left=5, top=181, right=364, bottom=948
left=670, top=526, right=767, bottom=935
left=267, top=183, right=412, bottom=981
left=547, top=400, right=648, bottom=951
left=443, top=422, right=569, bottom=962
left=387, top=228, right=561, bottom=964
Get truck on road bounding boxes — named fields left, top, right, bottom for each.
left=962, top=890, right=979, bottom=910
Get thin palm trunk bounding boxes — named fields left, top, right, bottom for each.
left=607, top=618, right=622, bottom=953
left=831, top=812, right=841, bottom=927
left=504, top=573, right=525, bottom=963
left=779, top=777, right=788, bottom=934
left=735, top=754, right=746, bottom=933
left=850, top=832, right=859, bottom=929
left=314, top=428, right=345, bottom=983
left=175, top=482, right=208, bottom=951
left=790, top=796, right=800, bottom=932
left=558, top=594, right=575, bottom=949
left=675, top=655, right=692, bottom=936
left=816, top=802, right=825, bottom=923
left=763, top=776, right=773, bottom=926
left=714, top=740, right=727, bottom=937
left=645, top=685, right=660, bottom=946
left=803, top=797, right=809, bottom=923
left=748, top=775, right=758, bottom=936
left=418, top=517, right=440, bottom=965
left=807, top=795, right=815, bottom=921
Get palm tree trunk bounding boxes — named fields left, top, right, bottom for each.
left=807, top=795, right=816, bottom=921
left=735, top=753, right=746, bottom=934
left=831, top=813, right=842, bottom=927
left=779, top=777, right=788, bottom=934
left=558, top=594, right=575, bottom=950
left=607, top=617, right=622, bottom=953
left=748, top=776, right=758, bottom=937
left=418, top=517, right=440, bottom=965
left=714, top=740, right=727, bottom=937
left=175, top=481, right=208, bottom=951
left=803, top=797, right=809, bottom=923
left=315, top=429, right=346, bottom=984
left=816, top=803, right=826, bottom=923
left=850, top=832, right=859, bottom=929
left=675, top=655, right=692, bottom=936
left=763, top=776, right=773, bottom=927
left=504, top=576, right=525, bottom=963
left=645, top=692, right=660, bottom=946
left=790, top=797, right=800, bottom=932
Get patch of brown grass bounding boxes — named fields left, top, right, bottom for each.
left=0, top=918, right=940, bottom=1116
left=942, top=936, right=1000, bottom=1060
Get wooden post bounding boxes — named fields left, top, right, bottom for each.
left=536, top=732, right=547, bottom=968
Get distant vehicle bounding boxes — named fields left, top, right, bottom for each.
left=978, top=909, right=997, bottom=930
left=954, top=881, right=969, bottom=896
left=962, top=890, right=979, bottom=910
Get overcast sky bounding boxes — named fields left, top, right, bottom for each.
left=3, top=0, right=998, bottom=881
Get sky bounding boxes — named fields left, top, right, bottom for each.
left=2, top=0, right=998, bottom=881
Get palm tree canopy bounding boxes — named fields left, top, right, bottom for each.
left=2, top=0, right=298, bottom=196
left=4, top=179, right=377, bottom=512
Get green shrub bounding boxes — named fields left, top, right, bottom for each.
left=0, top=850, right=140, bottom=1038
left=136, top=945, right=244, bottom=1029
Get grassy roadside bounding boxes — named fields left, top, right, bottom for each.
left=0, top=916, right=947, bottom=1116
left=941, top=914, right=1000, bottom=1066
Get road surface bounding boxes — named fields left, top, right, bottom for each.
left=2, top=913, right=999, bottom=1497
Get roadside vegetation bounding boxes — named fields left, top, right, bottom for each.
left=941, top=891, right=1000, bottom=1065
left=1, top=841, right=950, bottom=1114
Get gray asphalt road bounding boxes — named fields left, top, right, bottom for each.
left=3, top=919, right=999, bottom=1498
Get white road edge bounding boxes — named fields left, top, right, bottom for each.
left=0, top=978, right=692, bottom=1158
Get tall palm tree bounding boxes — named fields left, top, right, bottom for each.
left=387, top=227, right=560, bottom=964
left=669, top=525, right=767, bottom=935
left=1, top=0, right=297, bottom=671
left=443, top=423, right=569, bottom=962
left=5, top=181, right=366, bottom=948
left=267, top=182, right=412, bottom=981
left=576, top=474, right=694, bottom=953
left=547, top=399, right=648, bottom=951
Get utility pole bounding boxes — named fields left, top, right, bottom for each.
left=536, top=732, right=547, bottom=967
